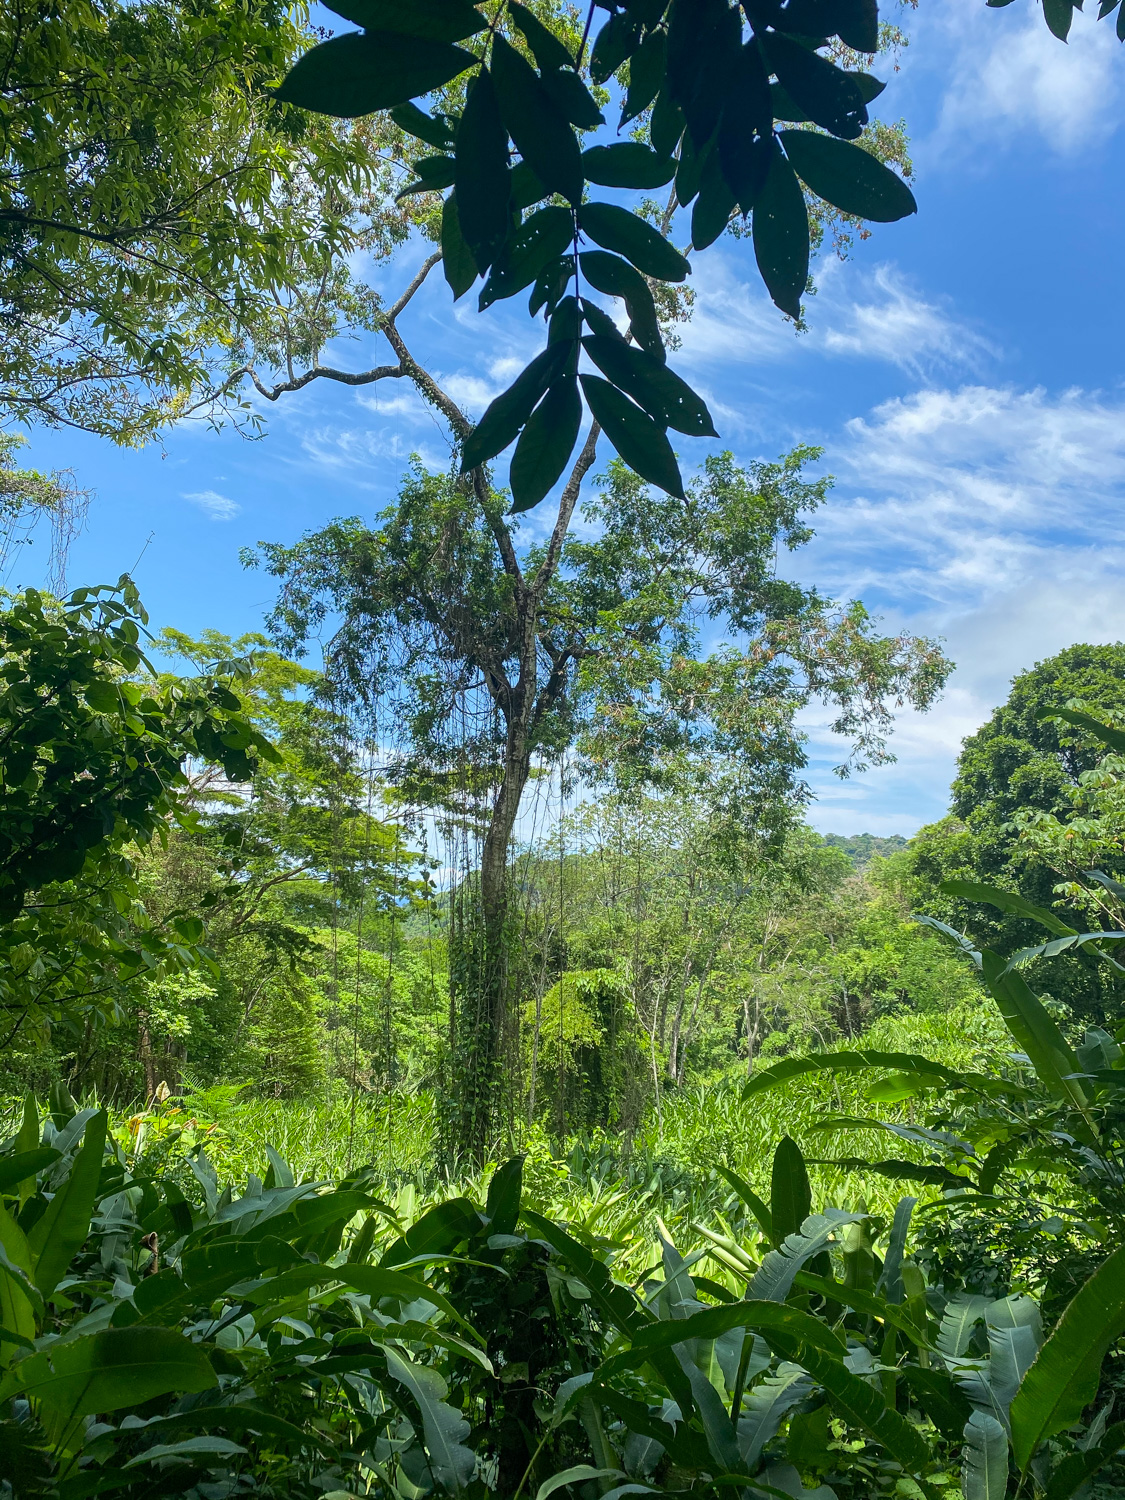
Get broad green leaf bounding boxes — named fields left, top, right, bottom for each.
left=579, top=374, right=684, bottom=498
left=900, top=1366, right=974, bottom=1442
left=779, top=0, right=880, bottom=50
left=0, top=1326, right=216, bottom=1414
left=390, top=102, right=455, bottom=149
left=125, top=1436, right=247, bottom=1467
left=123, top=1402, right=339, bottom=1457
left=492, top=35, right=582, bottom=205
left=715, top=1163, right=775, bottom=1245
left=674, top=1344, right=742, bottom=1472
left=666, top=0, right=741, bottom=148
left=937, top=1294, right=994, bottom=1361
left=753, top=144, right=808, bottom=320
left=0, top=1148, right=58, bottom=1196
left=455, top=69, right=512, bottom=275
left=1000, top=932, right=1125, bottom=975
left=762, top=34, right=871, bottom=140
left=940, top=879, right=1076, bottom=937
left=743, top=1049, right=966, bottom=1099
left=537, top=1468, right=625, bottom=1500
left=877, top=1197, right=916, bottom=1305
left=385, top=1344, right=475, bottom=1491
left=1038, top=704, right=1125, bottom=756
left=598, top=1299, right=847, bottom=1381
left=484, top=1156, right=524, bottom=1234
left=14, top=1095, right=38, bottom=1156
left=1044, top=1420, right=1125, bottom=1500
left=980, top=950, right=1090, bottom=1112
left=749, top=1210, right=865, bottom=1304
left=0, top=1205, right=35, bottom=1366
left=510, top=375, right=582, bottom=512
left=578, top=203, right=691, bottom=283
left=1043, top=0, right=1076, bottom=39
left=770, top=1136, right=812, bottom=1245
left=583, top=144, right=676, bottom=189
left=717, top=40, right=773, bottom=211
left=578, top=250, right=664, bottom=359
left=275, top=33, right=475, bottom=118
left=738, top=1363, right=812, bottom=1467
left=247, top=1261, right=476, bottom=1333
left=480, top=206, right=575, bottom=309
left=691, top=150, right=738, bottom=249
left=508, top=1, right=574, bottom=70
left=28, top=1109, right=106, bottom=1297
left=521, top=1207, right=645, bottom=1334
left=541, top=67, right=605, bottom=128
left=1009, top=1242, right=1125, bottom=1470
left=443, top=192, right=477, bottom=299
left=794, top=1271, right=930, bottom=1345
left=322, top=0, right=486, bottom=41
left=460, top=345, right=569, bottom=470
left=780, top=130, right=916, bottom=222
left=621, top=28, right=666, bottom=123
left=962, top=1410, right=1008, bottom=1500
left=590, top=10, right=642, bottom=85
left=580, top=336, right=716, bottom=436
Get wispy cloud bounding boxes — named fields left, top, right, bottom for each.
left=677, top=255, right=990, bottom=378
left=917, top=0, right=1123, bottom=156
left=183, top=489, right=240, bottom=521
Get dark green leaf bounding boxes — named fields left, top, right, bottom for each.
left=0, top=1327, right=216, bottom=1416
left=509, top=1, right=575, bottom=69
left=540, top=68, right=606, bottom=128
left=485, top=1156, right=524, bottom=1233
left=743, top=1048, right=967, bottom=1099
left=530, top=255, right=575, bottom=316
left=590, top=11, right=643, bottom=84
left=666, top=0, right=741, bottom=149
left=0, top=1149, right=58, bottom=1196
left=691, top=148, right=737, bottom=248
left=510, top=377, right=582, bottom=512
left=382, top=1195, right=484, bottom=1265
left=753, top=142, right=808, bottom=318
left=511, top=160, right=551, bottom=210
left=1010, top=1243, right=1125, bottom=1470
left=480, top=206, right=575, bottom=309
left=780, top=130, right=916, bottom=222
left=396, top=155, right=456, bottom=199
left=579, top=202, right=690, bottom=282
left=675, top=127, right=705, bottom=209
left=762, top=33, right=870, bottom=140
left=28, top=1110, right=106, bottom=1298
left=579, top=249, right=664, bottom=358
left=715, top=1163, right=776, bottom=1244
left=443, top=192, right=478, bottom=299
left=622, top=28, right=667, bottom=123
left=580, top=336, right=717, bottom=435
left=1043, top=0, right=1076, bottom=39
left=718, top=41, right=773, bottom=209
left=389, top=102, right=456, bottom=149
left=322, top=0, right=487, bottom=41
left=776, top=0, right=879, bottom=52
left=900, top=1367, right=974, bottom=1442
left=1044, top=1421, right=1125, bottom=1500
left=491, top=35, right=583, bottom=204
left=651, top=89, right=686, bottom=158
left=579, top=375, right=684, bottom=497
left=583, top=143, right=676, bottom=188
left=579, top=298, right=623, bottom=341
left=770, top=1136, right=812, bottom=1244
left=276, top=33, right=475, bottom=118
left=455, top=69, right=512, bottom=274
left=940, top=879, right=1076, bottom=937
left=549, top=293, right=582, bottom=343
left=1038, top=704, right=1125, bottom=757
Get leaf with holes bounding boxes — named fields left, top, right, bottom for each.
left=583, top=144, right=676, bottom=189
left=510, top=376, right=581, bottom=513
left=443, top=192, right=477, bottom=299
left=753, top=143, right=808, bottom=319
left=492, top=35, right=582, bottom=204
left=322, top=0, right=486, bottom=41
left=781, top=130, right=916, bottom=222
left=480, top=206, right=575, bottom=309
left=455, top=69, right=512, bottom=274
left=579, top=203, right=690, bottom=283
left=579, top=251, right=664, bottom=360
left=580, top=337, right=715, bottom=436
left=762, top=34, right=870, bottom=140
left=461, top=345, right=570, bottom=471
left=580, top=375, right=684, bottom=497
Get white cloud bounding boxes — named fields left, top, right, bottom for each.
left=677, top=255, right=989, bottom=379
left=919, top=0, right=1123, bottom=154
left=789, top=381, right=1125, bottom=832
left=183, top=489, right=240, bottom=521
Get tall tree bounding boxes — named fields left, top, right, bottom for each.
left=908, top=642, right=1125, bottom=1023
left=252, top=450, right=948, bottom=1160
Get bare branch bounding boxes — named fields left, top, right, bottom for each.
left=387, top=249, right=442, bottom=321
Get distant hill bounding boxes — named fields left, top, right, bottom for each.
left=821, top=832, right=909, bottom=867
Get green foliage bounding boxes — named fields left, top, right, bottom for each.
left=274, top=0, right=917, bottom=502
left=908, top=643, right=1125, bottom=1023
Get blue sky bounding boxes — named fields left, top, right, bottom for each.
left=16, top=0, right=1125, bottom=836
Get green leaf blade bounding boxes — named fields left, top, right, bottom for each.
left=275, top=33, right=475, bottom=118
